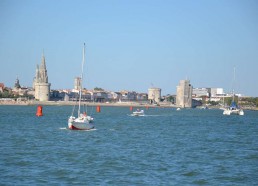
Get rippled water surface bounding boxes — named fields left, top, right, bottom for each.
left=0, top=105, right=258, bottom=185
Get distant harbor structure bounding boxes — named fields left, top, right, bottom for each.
left=148, top=87, right=161, bottom=104
left=33, top=53, right=51, bottom=101
left=176, top=80, right=192, bottom=108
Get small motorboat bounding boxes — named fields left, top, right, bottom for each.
left=131, top=109, right=145, bottom=116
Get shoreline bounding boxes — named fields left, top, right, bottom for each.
left=0, top=100, right=175, bottom=108
left=1, top=100, right=258, bottom=111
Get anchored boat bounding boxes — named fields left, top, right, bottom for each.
left=223, top=101, right=244, bottom=116
left=223, top=67, right=244, bottom=116
left=68, top=44, right=95, bottom=130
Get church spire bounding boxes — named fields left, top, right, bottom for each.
left=14, top=76, right=21, bottom=88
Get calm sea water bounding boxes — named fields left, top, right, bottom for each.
left=0, top=105, right=258, bottom=185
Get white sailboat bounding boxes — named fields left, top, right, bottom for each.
left=223, top=68, right=244, bottom=116
left=68, top=43, right=95, bottom=130
left=223, top=94, right=244, bottom=116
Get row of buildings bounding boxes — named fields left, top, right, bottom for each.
left=31, top=54, right=163, bottom=104
left=1, top=53, right=234, bottom=107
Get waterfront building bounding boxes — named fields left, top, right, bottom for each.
left=148, top=88, right=161, bottom=104
left=137, top=93, right=148, bottom=101
left=114, top=92, right=122, bottom=101
left=93, top=91, right=108, bottom=102
left=193, top=87, right=225, bottom=98
left=120, top=90, right=137, bottom=101
left=106, top=91, right=120, bottom=101
left=33, top=53, right=51, bottom=101
left=176, top=80, right=192, bottom=108
left=192, top=88, right=209, bottom=97
left=210, top=88, right=225, bottom=97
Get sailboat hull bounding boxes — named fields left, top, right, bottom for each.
left=68, top=117, right=94, bottom=130
left=223, top=109, right=244, bottom=116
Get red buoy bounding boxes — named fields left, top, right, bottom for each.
left=36, top=105, right=43, bottom=117
left=96, top=105, right=101, bottom=113
left=130, top=106, right=133, bottom=111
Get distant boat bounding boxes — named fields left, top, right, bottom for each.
left=176, top=108, right=181, bottom=111
left=131, top=109, right=145, bottom=116
left=223, top=102, right=244, bottom=116
left=68, top=44, right=95, bottom=130
left=223, top=67, right=244, bottom=116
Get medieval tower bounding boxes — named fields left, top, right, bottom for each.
left=33, top=53, right=51, bottom=101
left=176, top=79, right=192, bottom=108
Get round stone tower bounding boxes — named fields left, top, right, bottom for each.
left=148, top=87, right=161, bottom=104
left=33, top=53, right=51, bottom=101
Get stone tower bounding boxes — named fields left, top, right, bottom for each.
left=33, top=53, right=51, bottom=101
left=148, top=87, right=161, bottom=104
left=176, top=80, right=192, bottom=108
left=74, top=77, right=82, bottom=91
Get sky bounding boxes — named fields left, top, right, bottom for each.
left=0, top=0, right=258, bottom=96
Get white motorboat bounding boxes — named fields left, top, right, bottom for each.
left=131, top=109, right=145, bottom=116
left=68, top=44, right=95, bottom=130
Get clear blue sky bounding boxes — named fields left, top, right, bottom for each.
left=1, top=0, right=258, bottom=96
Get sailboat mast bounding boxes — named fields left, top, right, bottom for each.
left=78, top=43, right=85, bottom=117
left=232, top=67, right=236, bottom=102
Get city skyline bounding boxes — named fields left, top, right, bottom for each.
left=0, top=75, right=245, bottom=98
left=1, top=0, right=258, bottom=96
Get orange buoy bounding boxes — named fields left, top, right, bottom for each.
left=130, top=106, right=133, bottom=111
left=36, top=105, right=43, bottom=117
left=146, top=106, right=149, bottom=110
left=96, top=105, right=101, bottom=113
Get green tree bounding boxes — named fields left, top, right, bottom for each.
left=2, top=90, right=11, bottom=98
left=255, top=97, right=258, bottom=107
left=94, top=87, right=104, bottom=91
left=166, top=96, right=175, bottom=103
left=201, top=96, right=207, bottom=105
left=208, top=101, right=219, bottom=106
